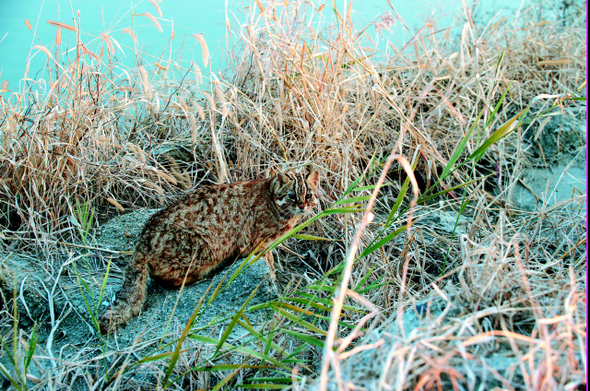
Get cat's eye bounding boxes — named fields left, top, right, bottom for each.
left=305, top=195, right=313, bottom=201
left=288, top=193, right=297, bottom=200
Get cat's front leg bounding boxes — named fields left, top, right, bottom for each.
left=262, top=251, right=276, bottom=280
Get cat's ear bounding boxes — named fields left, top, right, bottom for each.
left=277, top=172, right=290, bottom=184
left=307, top=170, right=319, bottom=187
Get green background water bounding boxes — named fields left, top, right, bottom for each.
left=0, top=0, right=535, bottom=95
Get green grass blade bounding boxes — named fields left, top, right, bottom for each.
left=261, top=320, right=276, bottom=367
left=353, top=266, right=381, bottom=292
left=249, top=203, right=362, bottom=267
left=94, top=258, right=112, bottom=329
left=238, top=384, right=288, bottom=389
left=385, top=157, right=418, bottom=226
left=359, top=225, right=407, bottom=258
left=0, top=337, right=21, bottom=391
left=214, top=283, right=261, bottom=355
left=24, top=325, right=38, bottom=372
left=206, top=274, right=229, bottom=306
left=199, top=364, right=266, bottom=371
left=72, top=260, right=101, bottom=330
left=331, top=0, right=343, bottom=24
left=0, top=345, right=15, bottom=370
left=469, top=106, right=529, bottom=163
left=231, top=345, right=290, bottom=370
left=358, top=280, right=390, bottom=295
left=281, top=329, right=325, bottom=349
left=188, top=335, right=291, bottom=370
left=272, top=302, right=319, bottom=316
left=333, top=195, right=371, bottom=205
left=293, top=293, right=339, bottom=314
left=210, top=365, right=245, bottom=391
left=162, top=280, right=214, bottom=386
left=136, top=351, right=175, bottom=365
left=293, top=292, right=361, bottom=316
left=351, top=183, right=393, bottom=192
left=323, top=205, right=366, bottom=214
left=270, top=305, right=327, bottom=335
left=441, top=192, right=470, bottom=275
left=485, top=81, right=511, bottom=127
left=494, top=49, right=505, bottom=79
left=0, top=362, right=23, bottom=391
left=304, top=284, right=337, bottom=293
left=292, top=233, right=335, bottom=241
left=341, top=169, right=367, bottom=197
left=235, top=319, right=284, bottom=356
left=417, top=175, right=492, bottom=205
left=284, top=297, right=330, bottom=312
left=440, top=108, right=485, bottom=180
left=385, top=175, right=410, bottom=227
left=243, top=377, right=293, bottom=384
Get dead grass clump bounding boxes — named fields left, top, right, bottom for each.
left=0, top=5, right=231, bottom=248
left=306, top=228, right=586, bottom=390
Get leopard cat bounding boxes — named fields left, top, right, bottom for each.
left=98, top=169, right=320, bottom=334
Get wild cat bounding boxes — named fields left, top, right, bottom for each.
left=99, top=169, right=320, bottom=334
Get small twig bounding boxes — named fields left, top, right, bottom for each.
left=159, top=67, right=193, bottom=119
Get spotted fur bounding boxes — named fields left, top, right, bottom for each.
left=98, top=169, right=320, bottom=334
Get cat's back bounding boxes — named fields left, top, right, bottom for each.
left=139, top=177, right=272, bottom=239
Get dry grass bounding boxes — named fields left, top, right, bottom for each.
left=0, top=0, right=586, bottom=390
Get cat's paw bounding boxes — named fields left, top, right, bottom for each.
left=98, top=310, right=116, bottom=335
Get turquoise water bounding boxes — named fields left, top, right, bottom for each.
left=0, top=0, right=529, bottom=95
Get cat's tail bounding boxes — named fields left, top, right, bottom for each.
left=98, top=255, right=149, bottom=335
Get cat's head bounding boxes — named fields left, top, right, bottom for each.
left=271, top=169, right=320, bottom=218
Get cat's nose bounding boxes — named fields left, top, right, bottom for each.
left=298, top=204, right=305, bottom=209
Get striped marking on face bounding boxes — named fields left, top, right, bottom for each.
left=273, top=171, right=319, bottom=218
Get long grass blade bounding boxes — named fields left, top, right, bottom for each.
left=418, top=175, right=492, bottom=205
left=270, top=305, right=327, bottom=335
left=469, top=106, right=529, bottom=163
left=359, top=225, right=407, bottom=258
left=440, top=107, right=485, bottom=180
left=292, top=233, right=335, bottom=241
left=385, top=157, right=418, bottom=226
left=281, top=329, right=325, bottom=348
left=214, top=283, right=261, bottom=355
left=210, top=365, right=245, bottom=391
left=162, top=280, right=214, bottom=386
left=188, top=335, right=291, bottom=370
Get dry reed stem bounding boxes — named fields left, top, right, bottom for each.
left=320, top=149, right=419, bottom=390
